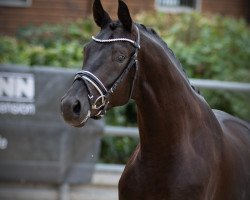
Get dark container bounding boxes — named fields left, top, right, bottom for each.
left=0, top=64, right=103, bottom=184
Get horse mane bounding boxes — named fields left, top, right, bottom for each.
left=107, top=21, right=200, bottom=94
left=137, top=23, right=200, bottom=94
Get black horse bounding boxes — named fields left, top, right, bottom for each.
left=61, top=1, right=250, bottom=199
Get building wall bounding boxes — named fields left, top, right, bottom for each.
left=0, top=0, right=91, bottom=35
left=102, top=0, right=154, bottom=17
left=0, top=0, right=248, bottom=36
left=201, top=0, right=248, bottom=19
left=0, top=0, right=155, bottom=35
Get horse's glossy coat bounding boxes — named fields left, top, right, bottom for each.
left=61, top=1, right=250, bottom=199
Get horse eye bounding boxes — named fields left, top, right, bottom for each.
left=117, top=55, right=126, bottom=63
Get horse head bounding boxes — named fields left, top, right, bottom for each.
left=60, top=0, right=140, bottom=127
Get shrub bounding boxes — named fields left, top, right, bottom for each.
left=100, top=136, right=139, bottom=164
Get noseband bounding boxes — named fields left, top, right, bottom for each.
left=74, top=26, right=140, bottom=121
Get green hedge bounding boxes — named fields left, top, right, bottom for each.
left=0, top=18, right=97, bottom=67
left=1, top=12, right=249, bottom=164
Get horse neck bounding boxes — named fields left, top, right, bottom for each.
left=133, top=32, right=209, bottom=159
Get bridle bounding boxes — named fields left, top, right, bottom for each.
left=75, top=26, right=140, bottom=121
left=74, top=25, right=140, bottom=122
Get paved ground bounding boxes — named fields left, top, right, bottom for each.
left=0, top=164, right=124, bottom=200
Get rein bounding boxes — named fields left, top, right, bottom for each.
left=74, top=26, right=140, bottom=121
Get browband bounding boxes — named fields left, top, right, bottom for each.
left=92, top=36, right=140, bottom=49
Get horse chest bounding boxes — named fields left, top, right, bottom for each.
left=118, top=164, right=167, bottom=200
left=118, top=155, right=211, bottom=200
left=118, top=161, right=179, bottom=200
left=119, top=168, right=205, bottom=200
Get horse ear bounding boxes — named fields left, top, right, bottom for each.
left=118, top=0, right=133, bottom=32
left=93, top=0, right=111, bottom=28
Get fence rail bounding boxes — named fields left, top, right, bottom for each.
left=104, top=79, right=250, bottom=137
left=104, top=126, right=139, bottom=137
left=190, top=79, right=250, bottom=92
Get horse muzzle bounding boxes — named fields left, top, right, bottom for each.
left=60, top=88, right=91, bottom=127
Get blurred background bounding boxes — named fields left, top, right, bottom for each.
left=0, top=0, right=249, bottom=200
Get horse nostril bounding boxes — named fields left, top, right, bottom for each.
left=72, top=100, right=81, bottom=115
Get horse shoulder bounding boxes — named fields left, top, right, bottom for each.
left=213, top=109, right=250, bottom=155
left=119, top=142, right=209, bottom=200
left=213, top=109, right=250, bottom=200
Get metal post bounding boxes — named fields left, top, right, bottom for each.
left=58, top=184, right=70, bottom=200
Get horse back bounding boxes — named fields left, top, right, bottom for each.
left=213, top=110, right=250, bottom=200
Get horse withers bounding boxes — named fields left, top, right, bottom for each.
left=60, top=0, right=250, bottom=199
